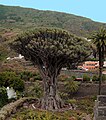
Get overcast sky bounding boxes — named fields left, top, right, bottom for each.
left=0, top=0, right=106, bottom=23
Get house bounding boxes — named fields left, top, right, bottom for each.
left=78, top=61, right=99, bottom=71
left=78, top=61, right=106, bottom=71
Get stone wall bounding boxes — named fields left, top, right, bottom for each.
left=73, top=83, right=106, bottom=97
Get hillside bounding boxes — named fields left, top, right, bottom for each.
left=0, top=4, right=106, bottom=62
left=0, top=4, right=106, bottom=37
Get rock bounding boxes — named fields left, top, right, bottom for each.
left=23, top=103, right=29, bottom=108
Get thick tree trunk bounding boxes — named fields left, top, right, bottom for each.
left=37, top=65, right=64, bottom=110
left=41, top=76, right=63, bottom=110
left=99, top=67, right=102, bottom=95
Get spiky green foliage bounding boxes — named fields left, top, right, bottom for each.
left=91, top=28, right=106, bottom=51
left=11, top=28, right=91, bottom=71
left=65, top=77, right=80, bottom=94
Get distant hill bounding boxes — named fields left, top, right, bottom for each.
left=0, top=4, right=106, bottom=38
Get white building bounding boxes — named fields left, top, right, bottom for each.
left=6, top=54, right=24, bottom=60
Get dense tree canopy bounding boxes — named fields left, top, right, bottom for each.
left=11, top=28, right=91, bottom=69
left=11, top=28, right=91, bottom=110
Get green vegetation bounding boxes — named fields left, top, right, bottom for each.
left=0, top=71, right=25, bottom=92
left=92, top=74, right=106, bottom=82
left=92, top=75, right=99, bottom=81
left=25, top=82, right=43, bottom=98
left=20, top=71, right=42, bottom=81
left=0, top=87, right=8, bottom=108
left=83, top=74, right=90, bottom=82
left=0, top=4, right=106, bottom=38
left=76, top=97, right=95, bottom=114
left=0, top=44, right=9, bottom=62
left=8, top=96, right=95, bottom=120
left=20, top=71, right=33, bottom=81
left=11, top=109, right=69, bottom=120
left=65, top=77, right=80, bottom=94
left=102, top=74, right=106, bottom=82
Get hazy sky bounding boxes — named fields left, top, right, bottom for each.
left=0, top=0, right=106, bottom=23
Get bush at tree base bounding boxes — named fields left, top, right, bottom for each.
left=25, top=82, right=43, bottom=98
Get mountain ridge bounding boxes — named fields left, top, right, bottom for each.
left=0, top=4, right=106, bottom=38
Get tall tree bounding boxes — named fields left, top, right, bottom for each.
left=10, top=28, right=91, bottom=110
left=90, top=28, right=106, bottom=95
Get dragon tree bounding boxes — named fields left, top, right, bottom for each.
left=10, top=28, right=91, bottom=110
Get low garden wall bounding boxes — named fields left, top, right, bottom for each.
left=73, top=83, right=106, bottom=97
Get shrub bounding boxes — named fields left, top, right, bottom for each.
left=32, top=82, right=43, bottom=98
left=83, top=74, right=90, bottom=82
left=92, top=75, right=99, bottom=81
left=91, top=95, right=97, bottom=101
left=20, top=71, right=33, bottom=81
left=25, top=82, right=43, bottom=98
left=77, top=97, right=94, bottom=114
left=9, top=77, right=25, bottom=92
left=59, top=92, right=68, bottom=100
left=0, top=74, right=5, bottom=86
left=92, top=74, right=106, bottom=82
left=71, top=76, right=76, bottom=80
left=20, top=71, right=42, bottom=81
left=67, top=99, right=77, bottom=104
left=0, top=87, right=8, bottom=108
left=33, top=73, right=42, bottom=81
left=0, top=71, right=25, bottom=92
left=11, top=110, right=69, bottom=120
left=102, top=74, right=106, bottom=81
left=65, top=77, right=80, bottom=94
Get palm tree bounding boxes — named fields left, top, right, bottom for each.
left=90, top=28, right=106, bottom=95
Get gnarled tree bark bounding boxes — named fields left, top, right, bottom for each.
left=39, top=65, right=64, bottom=110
